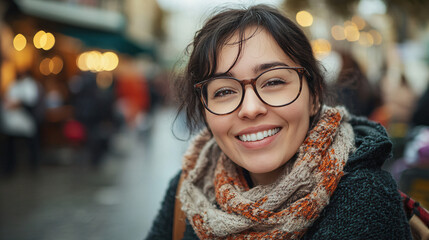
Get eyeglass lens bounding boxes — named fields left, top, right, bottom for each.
left=201, top=68, right=301, bottom=114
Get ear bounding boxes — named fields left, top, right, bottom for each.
left=312, top=103, right=321, bottom=116
left=310, top=96, right=320, bottom=117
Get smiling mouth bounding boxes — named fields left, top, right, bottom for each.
left=237, top=127, right=281, bottom=142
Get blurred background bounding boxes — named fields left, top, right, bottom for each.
left=0, top=0, right=429, bottom=239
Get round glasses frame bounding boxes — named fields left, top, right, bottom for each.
left=194, top=66, right=307, bottom=115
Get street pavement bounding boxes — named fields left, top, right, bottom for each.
left=0, top=106, right=189, bottom=240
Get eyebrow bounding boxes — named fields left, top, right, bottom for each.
left=253, top=62, right=289, bottom=73
left=213, top=61, right=290, bottom=78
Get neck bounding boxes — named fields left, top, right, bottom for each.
left=248, top=165, right=285, bottom=186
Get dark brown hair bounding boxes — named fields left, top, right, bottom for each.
left=173, top=4, right=326, bottom=135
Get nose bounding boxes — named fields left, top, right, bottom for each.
left=237, top=86, right=268, bottom=120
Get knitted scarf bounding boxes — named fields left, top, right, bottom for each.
left=179, top=106, right=355, bottom=239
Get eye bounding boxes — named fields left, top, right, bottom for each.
left=213, top=88, right=237, bottom=98
left=262, top=78, right=287, bottom=88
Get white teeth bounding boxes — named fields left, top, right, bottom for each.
left=250, top=133, right=257, bottom=141
left=238, top=128, right=280, bottom=142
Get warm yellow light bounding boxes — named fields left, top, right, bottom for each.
left=351, top=15, right=366, bottom=30
left=101, top=52, right=119, bottom=71
left=14, top=45, right=34, bottom=71
left=51, top=56, right=63, bottom=74
left=344, top=25, right=360, bottom=42
left=33, top=30, right=47, bottom=49
left=77, top=51, right=120, bottom=72
left=366, top=32, right=375, bottom=46
left=344, top=21, right=358, bottom=28
left=331, top=25, right=346, bottom=41
left=369, top=30, right=382, bottom=45
left=42, top=32, right=55, bottom=50
left=86, top=51, right=102, bottom=72
left=359, top=32, right=374, bottom=47
left=296, top=11, right=313, bottom=27
left=311, top=39, right=331, bottom=59
left=40, top=58, right=51, bottom=75
left=77, top=52, right=89, bottom=71
left=96, top=72, right=113, bottom=89
left=48, top=59, right=55, bottom=73
left=40, top=34, right=47, bottom=48
left=13, top=34, right=27, bottom=51
left=1, top=62, right=16, bottom=93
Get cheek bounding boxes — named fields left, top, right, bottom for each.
left=279, top=105, right=311, bottom=136
left=205, top=112, right=236, bottom=157
left=286, top=91, right=313, bottom=118
left=277, top=89, right=313, bottom=135
left=205, top=111, right=230, bottom=139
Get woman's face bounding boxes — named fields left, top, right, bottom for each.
left=205, top=27, right=315, bottom=185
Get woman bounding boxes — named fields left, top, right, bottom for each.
left=146, top=4, right=412, bottom=239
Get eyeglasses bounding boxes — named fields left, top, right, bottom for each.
left=194, top=67, right=306, bottom=115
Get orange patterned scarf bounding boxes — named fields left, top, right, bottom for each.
left=179, top=106, right=355, bottom=239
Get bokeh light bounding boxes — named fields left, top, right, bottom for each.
left=344, top=20, right=358, bottom=28
left=13, top=34, right=27, bottom=51
left=351, top=15, right=366, bottom=30
left=43, top=32, right=55, bottom=50
left=39, top=56, right=64, bottom=75
left=86, top=51, right=103, bottom=72
left=369, top=29, right=383, bottom=45
left=77, top=50, right=119, bottom=72
left=40, top=58, right=51, bottom=76
left=33, top=30, right=55, bottom=50
left=51, top=56, right=63, bottom=74
left=344, top=25, right=360, bottom=42
left=296, top=10, right=313, bottom=27
left=77, top=52, right=90, bottom=71
left=359, top=32, right=374, bottom=47
left=331, top=25, right=346, bottom=40
left=34, top=30, right=47, bottom=49
left=311, top=39, right=331, bottom=59
left=101, top=52, right=119, bottom=71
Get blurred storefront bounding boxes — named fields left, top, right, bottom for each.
left=0, top=0, right=165, bottom=169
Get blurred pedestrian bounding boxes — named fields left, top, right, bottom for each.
left=70, top=71, right=116, bottom=168
left=331, top=50, right=379, bottom=117
left=411, top=82, right=429, bottom=127
left=1, top=70, right=41, bottom=174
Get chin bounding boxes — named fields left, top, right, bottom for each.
left=243, top=160, right=283, bottom=174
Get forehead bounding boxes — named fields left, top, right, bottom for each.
left=216, top=26, right=297, bottom=75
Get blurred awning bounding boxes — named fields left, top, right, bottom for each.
left=60, top=26, right=157, bottom=58
left=13, top=0, right=157, bottom=58
left=15, top=0, right=125, bottom=32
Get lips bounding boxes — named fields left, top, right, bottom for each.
left=237, top=127, right=281, bottom=142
